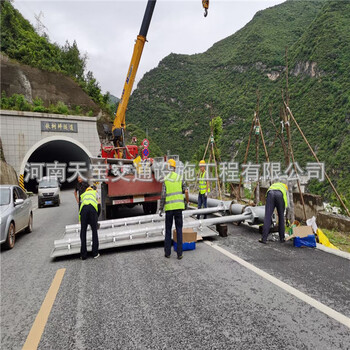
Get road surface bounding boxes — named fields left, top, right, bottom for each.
left=1, top=190, right=349, bottom=349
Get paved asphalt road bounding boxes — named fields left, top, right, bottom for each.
left=1, top=190, right=349, bottom=349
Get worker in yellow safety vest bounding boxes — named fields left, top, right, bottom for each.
left=79, top=186, right=101, bottom=260
left=259, top=181, right=289, bottom=244
left=197, top=160, right=210, bottom=220
left=159, top=159, right=189, bottom=259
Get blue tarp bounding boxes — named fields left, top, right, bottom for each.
left=294, top=235, right=316, bottom=248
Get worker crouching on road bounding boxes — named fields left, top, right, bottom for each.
left=159, top=159, right=189, bottom=260
left=197, top=160, right=210, bottom=219
left=259, top=180, right=289, bottom=244
left=79, top=186, right=101, bottom=260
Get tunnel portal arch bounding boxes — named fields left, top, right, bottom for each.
left=20, top=136, right=93, bottom=192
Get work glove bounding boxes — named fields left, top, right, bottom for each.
left=159, top=210, right=163, bottom=217
left=205, top=192, right=208, bottom=198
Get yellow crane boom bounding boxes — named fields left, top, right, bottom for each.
left=111, top=0, right=209, bottom=158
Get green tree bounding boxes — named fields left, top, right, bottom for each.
left=60, top=40, right=86, bottom=81
left=210, top=116, right=223, bottom=146
left=84, top=71, right=102, bottom=104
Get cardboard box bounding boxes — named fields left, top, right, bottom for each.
left=286, top=226, right=314, bottom=241
left=173, top=228, right=197, bottom=243
left=293, top=226, right=314, bottom=236
left=173, top=228, right=197, bottom=251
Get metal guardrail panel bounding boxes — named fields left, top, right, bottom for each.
left=51, top=209, right=222, bottom=258
left=51, top=201, right=266, bottom=258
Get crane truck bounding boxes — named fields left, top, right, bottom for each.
left=95, top=0, right=209, bottom=220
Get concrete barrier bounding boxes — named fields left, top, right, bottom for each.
left=316, top=211, right=350, bottom=234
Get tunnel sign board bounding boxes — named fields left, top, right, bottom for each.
left=41, top=121, right=78, bottom=133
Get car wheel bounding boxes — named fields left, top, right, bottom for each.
left=25, top=213, right=33, bottom=233
left=5, top=222, right=15, bottom=249
left=38, top=200, right=42, bottom=209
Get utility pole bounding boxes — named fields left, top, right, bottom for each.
left=283, top=47, right=307, bottom=222
left=284, top=47, right=295, bottom=223
left=239, top=91, right=270, bottom=205
left=255, top=93, right=260, bottom=205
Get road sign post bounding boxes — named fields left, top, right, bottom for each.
left=142, top=148, right=149, bottom=159
left=142, top=139, right=149, bottom=149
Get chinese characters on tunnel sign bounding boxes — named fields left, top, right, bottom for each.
left=41, top=121, right=78, bottom=133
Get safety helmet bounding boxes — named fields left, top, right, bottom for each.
left=168, top=158, right=176, bottom=168
left=199, top=160, right=206, bottom=166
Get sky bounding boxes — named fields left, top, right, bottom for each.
left=13, top=0, right=285, bottom=97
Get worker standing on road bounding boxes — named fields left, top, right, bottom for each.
left=74, top=176, right=89, bottom=209
left=79, top=186, right=100, bottom=260
left=259, top=180, right=289, bottom=244
left=197, top=160, right=210, bottom=219
left=159, top=159, right=189, bottom=260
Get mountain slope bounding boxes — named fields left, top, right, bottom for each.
left=1, top=1, right=113, bottom=112
left=1, top=53, right=99, bottom=113
left=201, top=0, right=325, bottom=66
left=127, top=0, right=325, bottom=158
left=286, top=0, right=350, bottom=201
left=126, top=0, right=350, bottom=206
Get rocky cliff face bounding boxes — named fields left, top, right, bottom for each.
left=0, top=138, right=18, bottom=185
left=0, top=160, right=18, bottom=185
left=0, top=54, right=99, bottom=113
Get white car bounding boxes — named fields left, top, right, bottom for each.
left=37, top=177, right=60, bottom=208
left=0, top=185, right=33, bottom=249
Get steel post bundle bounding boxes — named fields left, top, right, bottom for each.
left=51, top=206, right=224, bottom=258
left=188, top=194, right=266, bottom=225
left=51, top=198, right=267, bottom=258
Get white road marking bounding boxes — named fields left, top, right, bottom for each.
left=205, top=241, right=350, bottom=329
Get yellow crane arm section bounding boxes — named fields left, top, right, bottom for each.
left=112, top=35, right=146, bottom=131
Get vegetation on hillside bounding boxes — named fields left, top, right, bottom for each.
left=0, top=92, right=95, bottom=116
left=127, top=0, right=350, bottom=211
left=0, top=0, right=114, bottom=114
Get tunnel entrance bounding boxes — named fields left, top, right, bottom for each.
left=22, top=138, right=91, bottom=192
